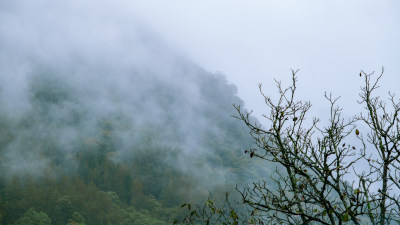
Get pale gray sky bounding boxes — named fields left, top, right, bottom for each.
left=0, top=0, right=398, bottom=188
left=127, top=0, right=400, bottom=120
left=1, top=0, right=399, bottom=121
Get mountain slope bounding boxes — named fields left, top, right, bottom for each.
left=0, top=3, right=269, bottom=224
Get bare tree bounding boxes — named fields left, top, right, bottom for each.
left=179, top=69, right=400, bottom=225
left=354, top=69, right=400, bottom=225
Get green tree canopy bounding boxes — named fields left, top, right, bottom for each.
left=13, top=208, right=51, bottom=225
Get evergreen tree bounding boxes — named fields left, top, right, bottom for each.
left=67, top=212, right=85, bottom=225
left=13, top=208, right=51, bottom=225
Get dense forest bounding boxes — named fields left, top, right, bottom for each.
left=0, top=55, right=272, bottom=225
left=0, top=3, right=277, bottom=224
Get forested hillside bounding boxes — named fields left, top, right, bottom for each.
left=0, top=2, right=281, bottom=223
left=0, top=22, right=271, bottom=225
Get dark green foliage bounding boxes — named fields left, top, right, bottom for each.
left=67, top=212, right=85, bottom=225
left=0, top=67, right=261, bottom=224
left=13, top=208, right=51, bottom=225
left=0, top=151, right=188, bottom=225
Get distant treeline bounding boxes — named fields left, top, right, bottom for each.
left=0, top=69, right=266, bottom=225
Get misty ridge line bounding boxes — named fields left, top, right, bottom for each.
left=0, top=1, right=269, bottom=194
left=2, top=1, right=399, bottom=224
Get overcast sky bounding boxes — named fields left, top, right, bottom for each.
left=2, top=0, right=399, bottom=121
left=127, top=0, right=400, bottom=120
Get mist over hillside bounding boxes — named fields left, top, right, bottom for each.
left=0, top=0, right=247, bottom=174
left=0, top=1, right=267, bottom=224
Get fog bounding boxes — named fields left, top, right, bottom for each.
left=127, top=0, right=400, bottom=121
left=2, top=2, right=400, bottom=224
left=0, top=0, right=398, bottom=197
left=0, top=0, right=267, bottom=190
